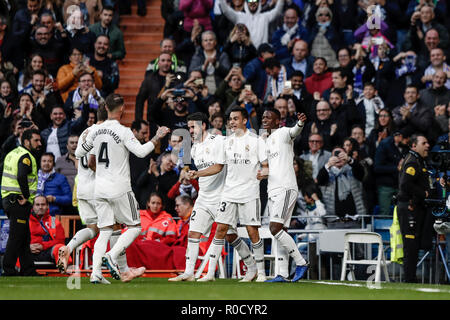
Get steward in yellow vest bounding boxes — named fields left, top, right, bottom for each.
left=0, top=128, right=42, bottom=276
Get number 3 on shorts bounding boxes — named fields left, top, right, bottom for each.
left=219, top=202, right=226, bottom=212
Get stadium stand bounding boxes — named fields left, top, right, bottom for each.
left=0, top=0, right=448, bottom=284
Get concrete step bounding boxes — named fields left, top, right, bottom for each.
left=121, top=23, right=164, bottom=33
left=122, top=32, right=162, bottom=41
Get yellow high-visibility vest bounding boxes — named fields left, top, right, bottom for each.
left=389, top=206, right=403, bottom=264
left=1, top=146, right=37, bottom=204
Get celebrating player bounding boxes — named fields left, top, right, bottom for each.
left=193, top=106, right=268, bottom=282
left=58, top=105, right=145, bottom=283
left=168, top=112, right=258, bottom=282
left=75, top=93, right=170, bottom=283
left=260, top=108, right=309, bottom=282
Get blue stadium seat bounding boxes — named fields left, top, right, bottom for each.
left=373, top=218, right=393, bottom=260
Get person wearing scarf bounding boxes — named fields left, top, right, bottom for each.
left=317, top=146, right=367, bottom=218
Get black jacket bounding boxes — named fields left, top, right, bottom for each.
left=373, top=136, right=404, bottom=188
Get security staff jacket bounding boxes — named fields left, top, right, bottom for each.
left=1, top=146, right=38, bottom=203
left=397, top=150, right=430, bottom=207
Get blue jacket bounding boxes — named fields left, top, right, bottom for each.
left=281, top=55, right=315, bottom=79
left=43, top=172, right=72, bottom=216
left=271, top=23, right=309, bottom=61
left=243, top=57, right=267, bottom=100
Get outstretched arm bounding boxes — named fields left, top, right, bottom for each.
left=289, top=113, right=307, bottom=139
left=188, top=164, right=224, bottom=179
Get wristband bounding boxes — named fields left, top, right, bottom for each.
left=296, top=119, right=304, bottom=127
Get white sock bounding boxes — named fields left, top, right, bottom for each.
left=107, top=227, right=141, bottom=262
left=92, top=228, right=113, bottom=276
left=205, top=237, right=225, bottom=278
left=276, top=240, right=289, bottom=278
left=275, top=229, right=306, bottom=266
left=230, top=237, right=256, bottom=269
left=67, top=227, right=97, bottom=253
left=184, top=238, right=200, bottom=276
left=252, top=239, right=265, bottom=275
left=110, top=230, right=129, bottom=273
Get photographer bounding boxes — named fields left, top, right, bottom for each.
left=150, top=86, right=207, bottom=131
left=397, top=134, right=434, bottom=283
left=214, top=66, right=244, bottom=110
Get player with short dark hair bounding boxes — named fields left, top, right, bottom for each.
left=261, top=108, right=309, bottom=282
left=75, top=94, right=171, bottom=283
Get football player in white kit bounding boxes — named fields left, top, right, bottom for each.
left=193, top=106, right=269, bottom=282
left=58, top=105, right=146, bottom=284
left=260, top=106, right=309, bottom=282
left=168, top=112, right=258, bottom=282
left=75, top=94, right=170, bottom=282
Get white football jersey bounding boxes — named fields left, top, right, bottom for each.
left=75, top=126, right=96, bottom=200
left=191, top=133, right=226, bottom=205
left=222, top=130, right=267, bottom=203
left=76, top=119, right=155, bottom=199
left=266, top=127, right=298, bottom=197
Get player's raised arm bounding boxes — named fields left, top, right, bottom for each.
left=125, top=126, right=170, bottom=158
left=288, top=112, right=307, bottom=139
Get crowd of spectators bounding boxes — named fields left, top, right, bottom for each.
left=1, top=0, right=450, bottom=261
left=149, top=0, right=450, bottom=229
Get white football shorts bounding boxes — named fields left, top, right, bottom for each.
left=96, top=191, right=140, bottom=228
left=189, top=201, right=218, bottom=237
left=215, top=199, right=261, bottom=229
left=267, top=188, right=298, bottom=227
left=77, top=198, right=98, bottom=225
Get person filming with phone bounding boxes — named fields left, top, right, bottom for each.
left=316, top=145, right=367, bottom=222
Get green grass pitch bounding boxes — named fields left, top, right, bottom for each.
left=0, top=277, right=449, bottom=300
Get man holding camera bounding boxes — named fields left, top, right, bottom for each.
left=1, top=129, right=42, bottom=276
left=397, top=134, right=432, bottom=283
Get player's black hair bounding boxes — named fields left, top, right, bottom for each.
left=131, top=119, right=149, bottom=132
left=187, top=112, right=209, bottom=127
left=97, top=104, right=107, bottom=121
left=105, top=93, right=124, bottom=112
left=263, top=107, right=281, bottom=120
left=229, top=106, right=248, bottom=120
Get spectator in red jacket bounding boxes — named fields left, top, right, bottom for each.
left=167, top=167, right=199, bottom=201
left=28, top=195, right=71, bottom=265
left=139, top=192, right=178, bottom=246
left=304, top=57, right=333, bottom=98
left=172, top=195, right=194, bottom=248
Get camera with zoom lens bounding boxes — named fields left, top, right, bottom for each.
left=427, top=139, right=450, bottom=233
